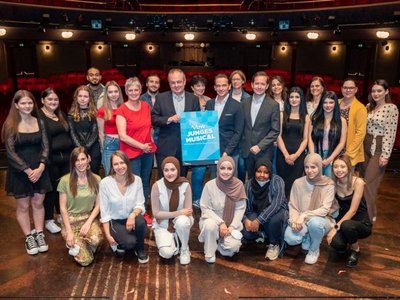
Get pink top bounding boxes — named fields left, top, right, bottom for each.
left=97, top=107, right=119, bottom=135
left=116, top=102, right=157, bottom=159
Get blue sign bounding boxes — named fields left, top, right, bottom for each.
left=180, top=111, right=220, bottom=165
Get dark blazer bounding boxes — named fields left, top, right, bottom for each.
left=205, top=96, right=244, bottom=156
left=152, top=91, right=200, bottom=156
left=241, top=95, right=280, bottom=158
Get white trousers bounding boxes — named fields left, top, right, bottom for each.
left=198, top=218, right=241, bottom=259
left=154, top=215, right=193, bottom=259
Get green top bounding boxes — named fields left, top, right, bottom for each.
left=57, top=173, right=101, bottom=214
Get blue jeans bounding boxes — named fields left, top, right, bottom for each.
left=102, top=135, right=120, bottom=176
left=284, top=216, right=330, bottom=252
left=321, top=150, right=332, bottom=178
left=130, top=153, right=153, bottom=205
left=191, top=166, right=207, bottom=203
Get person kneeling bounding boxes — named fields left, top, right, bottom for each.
left=99, top=150, right=148, bottom=264
left=151, top=157, right=193, bottom=265
left=242, top=159, right=288, bottom=260
left=198, top=156, right=247, bottom=263
left=284, top=153, right=336, bottom=265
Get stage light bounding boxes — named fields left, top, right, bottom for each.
left=125, top=33, right=136, bottom=41
left=245, top=33, right=256, bottom=40
left=307, top=32, right=319, bottom=40
left=61, top=31, right=73, bottom=39
left=184, top=33, right=195, bottom=41
left=0, top=28, right=6, bottom=36
left=376, top=31, right=389, bottom=39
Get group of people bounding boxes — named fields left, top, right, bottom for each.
left=1, top=66, right=398, bottom=268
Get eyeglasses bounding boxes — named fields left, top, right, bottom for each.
left=342, top=86, right=356, bottom=90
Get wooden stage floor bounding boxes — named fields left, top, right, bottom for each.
left=0, top=170, right=399, bottom=299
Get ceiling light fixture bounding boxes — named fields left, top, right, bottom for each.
left=184, top=33, right=195, bottom=41
left=0, top=28, right=6, bottom=36
left=245, top=33, right=256, bottom=40
left=125, top=33, right=136, bottom=41
left=307, top=32, right=319, bottom=40
left=376, top=30, right=389, bottom=39
left=61, top=31, right=73, bottom=39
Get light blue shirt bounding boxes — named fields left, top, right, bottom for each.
left=172, top=93, right=185, bottom=116
left=214, top=94, right=229, bottom=120
left=250, top=94, right=265, bottom=127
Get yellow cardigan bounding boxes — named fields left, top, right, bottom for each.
left=340, top=97, right=367, bottom=166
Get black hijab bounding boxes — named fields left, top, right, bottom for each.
left=250, top=158, right=272, bottom=213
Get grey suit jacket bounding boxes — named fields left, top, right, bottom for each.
left=241, top=95, right=280, bottom=158
left=151, top=91, right=200, bottom=156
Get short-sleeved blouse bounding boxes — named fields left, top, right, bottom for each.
left=97, top=107, right=119, bottom=135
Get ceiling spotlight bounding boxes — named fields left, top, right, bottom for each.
left=175, top=42, right=183, bottom=48
left=61, top=31, right=73, bottom=39
left=0, top=28, right=6, bottom=36
left=307, top=32, right=319, bottom=40
left=245, top=33, right=256, bottom=40
left=376, top=30, right=389, bottom=39
left=184, top=33, right=195, bottom=41
left=125, top=33, right=136, bottom=41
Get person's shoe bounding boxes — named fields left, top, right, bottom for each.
left=45, top=220, right=61, bottom=234
left=205, top=255, right=216, bottom=264
left=25, top=234, right=39, bottom=255
left=346, top=250, right=360, bottom=267
left=135, top=251, right=149, bottom=264
left=143, top=213, right=153, bottom=226
left=116, top=245, right=126, bottom=256
left=255, top=232, right=265, bottom=244
left=56, top=215, right=63, bottom=225
left=265, top=244, right=280, bottom=261
left=35, top=231, right=49, bottom=253
left=179, top=249, right=191, bottom=265
left=192, top=201, right=200, bottom=209
left=304, top=249, right=320, bottom=264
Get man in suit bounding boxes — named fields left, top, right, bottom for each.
left=205, top=74, right=244, bottom=177
left=241, top=71, right=280, bottom=179
left=152, top=68, right=200, bottom=177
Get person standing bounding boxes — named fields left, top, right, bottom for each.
left=86, top=67, right=105, bottom=109
left=241, top=71, right=280, bottom=179
left=339, top=78, right=367, bottom=168
left=2, top=90, right=52, bottom=255
left=360, top=79, right=398, bottom=222
left=151, top=68, right=200, bottom=177
left=305, top=77, right=326, bottom=116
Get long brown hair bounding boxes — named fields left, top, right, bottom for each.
left=101, top=81, right=124, bottom=121
left=1, top=89, right=38, bottom=142
left=69, top=146, right=99, bottom=198
left=367, top=79, right=392, bottom=113
left=69, top=85, right=97, bottom=122
left=109, top=150, right=135, bottom=186
left=305, top=76, right=326, bottom=103
left=41, top=88, right=68, bottom=130
left=332, top=154, right=354, bottom=190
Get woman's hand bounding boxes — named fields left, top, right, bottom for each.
left=66, top=231, right=75, bottom=247
left=106, top=234, right=117, bottom=246
left=379, top=157, right=388, bottom=167
left=219, top=223, right=229, bottom=237
left=126, top=214, right=136, bottom=231
left=291, top=221, right=303, bottom=232
left=326, top=228, right=337, bottom=245
left=322, top=158, right=332, bottom=167
left=180, top=208, right=193, bottom=216
left=142, top=143, right=153, bottom=153
left=80, top=220, right=91, bottom=236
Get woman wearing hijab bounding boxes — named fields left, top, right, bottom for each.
left=284, top=153, right=336, bottom=265
left=198, top=156, right=247, bottom=263
left=242, top=159, right=288, bottom=261
left=151, top=157, right=193, bottom=265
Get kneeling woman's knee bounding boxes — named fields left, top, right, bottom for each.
left=174, top=215, right=191, bottom=230
left=284, top=226, right=303, bottom=246
left=158, top=245, right=176, bottom=259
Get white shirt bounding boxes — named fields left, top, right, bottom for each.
left=172, top=93, right=185, bottom=116
left=250, top=94, right=265, bottom=127
left=99, top=175, right=145, bottom=223
left=214, top=94, right=229, bottom=120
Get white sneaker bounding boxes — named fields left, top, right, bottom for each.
left=265, top=244, right=280, bottom=261
left=45, top=220, right=61, bottom=234
left=305, top=249, right=320, bottom=264
left=56, top=215, right=63, bottom=225
left=205, top=255, right=216, bottom=264
left=180, top=249, right=191, bottom=265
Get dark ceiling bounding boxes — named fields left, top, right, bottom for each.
left=0, top=1, right=399, bottom=42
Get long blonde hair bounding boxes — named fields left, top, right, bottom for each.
left=102, top=81, right=124, bottom=121
left=69, top=85, right=97, bottom=121
left=1, top=90, right=38, bottom=142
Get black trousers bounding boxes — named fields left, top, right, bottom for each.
left=110, top=215, right=147, bottom=252
left=331, top=219, right=372, bottom=251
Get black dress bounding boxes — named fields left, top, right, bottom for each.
left=5, top=119, right=52, bottom=198
left=276, top=118, right=305, bottom=198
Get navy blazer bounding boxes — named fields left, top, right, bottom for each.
left=241, top=95, right=280, bottom=158
left=152, top=91, right=200, bottom=156
left=205, top=96, right=244, bottom=156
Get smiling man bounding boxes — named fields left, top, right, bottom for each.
left=151, top=68, right=200, bottom=177
left=86, top=67, right=105, bottom=108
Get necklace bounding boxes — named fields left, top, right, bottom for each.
left=42, top=107, right=58, bottom=120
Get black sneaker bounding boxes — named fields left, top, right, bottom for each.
left=25, top=234, right=39, bottom=255
left=346, top=250, right=360, bottom=267
left=135, top=250, right=149, bottom=264
left=35, top=231, right=49, bottom=253
left=116, top=245, right=126, bottom=257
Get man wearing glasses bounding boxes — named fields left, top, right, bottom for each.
left=339, top=78, right=367, bottom=168
left=86, top=67, right=105, bottom=108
